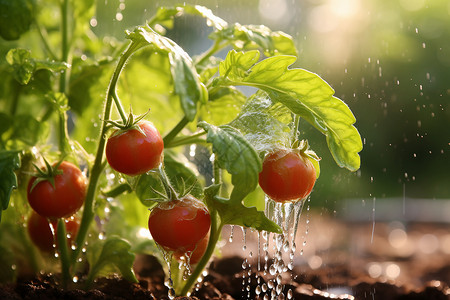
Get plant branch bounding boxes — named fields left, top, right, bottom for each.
left=71, top=41, right=143, bottom=267
left=56, top=218, right=71, bottom=289
left=180, top=210, right=222, bottom=296
left=164, top=131, right=206, bottom=149
left=194, top=40, right=228, bottom=67
left=163, top=116, right=190, bottom=146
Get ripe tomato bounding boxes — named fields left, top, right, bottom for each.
left=259, top=150, right=316, bottom=203
left=148, top=195, right=211, bottom=252
left=27, top=211, right=80, bottom=253
left=105, top=120, right=164, bottom=176
left=27, top=161, right=87, bottom=218
left=173, top=231, right=210, bottom=265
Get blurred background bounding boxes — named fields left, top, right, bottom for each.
left=92, top=0, right=449, bottom=213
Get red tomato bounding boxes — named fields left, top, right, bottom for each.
left=27, top=161, right=87, bottom=218
left=148, top=195, right=211, bottom=252
left=259, top=150, right=316, bottom=203
left=105, top=120, right=164, bottom=176
left=27, top=211, right=80, bottom=253
left=173, top=231, right=210, bottom=265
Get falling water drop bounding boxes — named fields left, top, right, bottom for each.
left=229, top=225, right=234, bottom=242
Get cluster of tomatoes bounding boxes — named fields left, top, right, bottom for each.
left=26, top=161, right=86, bottom=253
left=26, top=119, right=316, bottom=265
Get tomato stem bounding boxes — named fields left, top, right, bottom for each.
left=112, top=92, right=128, bottom=124
left=194, top=39, right=228, bottom=67
left=56, top=218, right=71, bottom=289
left=163, top=116, right=190, bottom=147
left=157, top=164, right=178, bottom=201
left=164, top=131, right=206, bottom=149
left=179, top=210, right=222, bottom=296
left=71, top=41, right=142, bottom=267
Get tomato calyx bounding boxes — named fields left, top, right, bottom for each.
left=148, top=164, right=198, bottom=203
left=291, top=139, right=321, bottom=178
left=105, top=107, right=150, bottom=138
left=29, top=158, right=64, bottom=192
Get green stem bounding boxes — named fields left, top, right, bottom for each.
left=164, top=132, right=206, bottom=149
left=180, top=210, right=222, bottom=296
left=59, top=0, right=69, bottom=93
left=292, top=114, right=301, bottom=147
left=70, top=41, right=142, bottom=267
left=10, top=81, right=21, bottom=116
left=112, top=92, right=128, bottom=124
left=163, top=116, right=190, bottom=147
left=158, top=164, right=178, bottom=200
left=194, top=40, right=228, bottom=67
left=35, top=20, right=57, bottom=60
left=58, top=0, right=71, bottom=157
left=56, top=218, right=71, bottom=289
left=58, top=110, right=70, bottom=157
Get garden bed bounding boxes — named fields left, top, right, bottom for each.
left=1, top=213, right=449, bottom=300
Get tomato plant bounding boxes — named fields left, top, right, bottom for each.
left=27, top=211, right=79, bottom=253
left=27, top=161, right=87, bottom=219
left=259, top=149, right=317, bottom=202
left=0, top=1, right=362, bottom=296
left=148, top=195, right=211, bottom=252
left=106, top=120, right=164, bottom=176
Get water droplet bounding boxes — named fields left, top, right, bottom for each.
left=262, top=283, right=268, bottom=292
left=256, top=285, right=262, bottom=295
left=269, top=265, right=277, bottom=276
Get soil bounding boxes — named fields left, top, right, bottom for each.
left=1, top=213, right=449, bottom=300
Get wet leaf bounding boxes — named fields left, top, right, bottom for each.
left=86, top=236, right=138, bottom=288
left=0, top=0, right=34, bottom=41
left=205, top=185, right=281, bottom=233
left=0, top=151, right=21, bottom=222
left=198, top=122, right=261, bottom=204
left=216, top=50, right=362, bottom=171
left=127, top=27, right=207, bottom=121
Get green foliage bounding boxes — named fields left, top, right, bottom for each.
left=0, top=0, right=34, bottom=41
left=205, top=185, right=281, bottom=233
left=85, top=236, right=138, bottom=289
left=198, top=122, right=262, bottom=204
left=136, top=152, right=203, bottom=206
left=215, top=50, right=362, bottom=171
left=0, top=1, right=363, bottom=293
left=126, top=26, right=207, bottom=121
left=0, top=151, right=21, bottom=221
left=6, top=49, right=69, bottom=85
left=230, top=90, right=292, bottom=151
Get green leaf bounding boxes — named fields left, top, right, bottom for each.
left=9, top=115, right=48, bottom=146
left=218, top=50, right=260, bottom=81
left=6, top=49, right=70, bottom=85
left=136, top=151, right=203, bottom=206
left=230, top=90, right=292, bottom=152
left=46, top=92, right=69, bottom=112
left=212, top=24, right=298, bottom=57
left=0, top=0, right=34, bottom=41
left=127, top=26, right=206, bottom=121
left=148, top=5, right=228, bottom=32
left=198, top=86, right=246, bottom=126
left=0, top=113, right=13, bottom=137
left=0, top=151, right=21, bottom=222
left=198, top=122, right=261, bottom=204
left=148, top=5, right=297, bottom=57
left=205, top=185, right=281, bottom=233
left=216, top=51, right=362, bottom=171
left=6, top=49, right=35, bottom=85
left=86, top=236, right=138, bottom=288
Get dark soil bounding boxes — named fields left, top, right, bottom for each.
left=1, top=214, right=449, bottom=299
